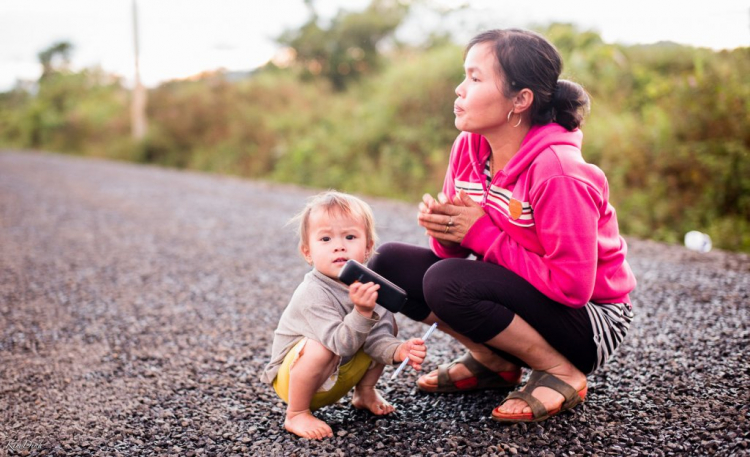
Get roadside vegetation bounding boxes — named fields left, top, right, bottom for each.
left=1, top=1, right=748, bottom=251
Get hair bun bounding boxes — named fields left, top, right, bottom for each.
left=549, top=80, right=590, bottom=131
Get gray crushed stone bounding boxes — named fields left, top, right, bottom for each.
left=1, top=150, right=748, bottom=456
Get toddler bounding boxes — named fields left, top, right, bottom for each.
left=260, top=191, right=427, bottom=440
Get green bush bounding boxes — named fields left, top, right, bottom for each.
left=1, top=25, right=748, bottom=252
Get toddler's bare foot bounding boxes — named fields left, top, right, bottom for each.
left=284, top=410, right=333, bottom=440
left=352, top=386, right=395, bottom=415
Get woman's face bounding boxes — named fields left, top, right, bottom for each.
left=453, top=42, right=513, bottom=136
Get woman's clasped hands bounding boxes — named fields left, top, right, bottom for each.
left=417, top=190, right=486, bottom=246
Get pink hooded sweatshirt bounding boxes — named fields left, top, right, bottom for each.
left=432, top=124, right=636, bottom=308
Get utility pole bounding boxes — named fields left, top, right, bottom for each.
left=131, top=0, right=147, bottom=140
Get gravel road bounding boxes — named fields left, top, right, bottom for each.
left=1, top=150, right=748, bottom=456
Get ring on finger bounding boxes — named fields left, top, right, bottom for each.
left=448, top=216, right=454, bottom=226
left=444, top=224, right=450, bottom=234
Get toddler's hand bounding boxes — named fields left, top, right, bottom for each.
left=349, top=281, right=380, bottom=318
left=396, top=338, right=427, bottom=371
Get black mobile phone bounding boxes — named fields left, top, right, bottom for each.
left=338, top=259, right=407, bottom=313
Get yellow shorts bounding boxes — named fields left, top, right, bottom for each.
left=272, top=338, right=372, bottom=411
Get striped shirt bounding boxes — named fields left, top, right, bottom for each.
left=485, top=157, right=493, bottom=186
left=585, top=302, right=634, bottom=371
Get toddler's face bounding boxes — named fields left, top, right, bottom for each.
left=301, top=207, right=370, bottom=281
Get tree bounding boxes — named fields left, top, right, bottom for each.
left=38, top=41, right=73, bottom=79
left=276, top=0, right=408, bottom=91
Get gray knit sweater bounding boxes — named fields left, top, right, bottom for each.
left=260, top=269, right=401, bottom=384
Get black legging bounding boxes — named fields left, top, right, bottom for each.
left=368, top=242, right=598, bottom=374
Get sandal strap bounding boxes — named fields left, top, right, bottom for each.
left=436, top=352, right=488, bottom=388
left=436, top=361, right=455, bottom=388
left=454, top=352, right=489, bottom=376
left=525, top=371, right=579, bottom=402
left=505, top=390, right=549, bottom=419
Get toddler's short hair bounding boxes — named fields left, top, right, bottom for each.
left=292, top=190, right=378, bottom=256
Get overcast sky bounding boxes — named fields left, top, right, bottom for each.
left=1, top=0, right=748, bottom=91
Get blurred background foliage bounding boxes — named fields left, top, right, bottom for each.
left=0, top=1, right=748, bottom=252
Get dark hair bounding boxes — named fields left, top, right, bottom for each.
left=466, top=29, right=590, bottom=131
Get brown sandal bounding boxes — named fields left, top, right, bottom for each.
left=491, top=370, right=587, bottom=423
left=417, top=352, right=521, bottom=393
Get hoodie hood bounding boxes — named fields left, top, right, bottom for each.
left=467, top=123, right=583, bottom=186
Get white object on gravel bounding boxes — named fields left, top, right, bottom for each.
left=684, top=230, right=712, bottom=253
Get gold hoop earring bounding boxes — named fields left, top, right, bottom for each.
left=507, top=109, right=522, bottom=127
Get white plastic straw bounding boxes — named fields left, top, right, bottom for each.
left=390, top=322, right=438, bottom=380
